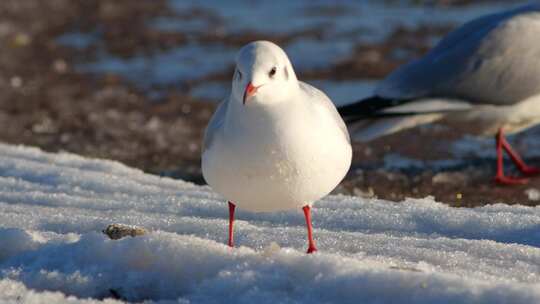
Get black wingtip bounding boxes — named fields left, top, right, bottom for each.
left=338, top=96, right=412, bottom=122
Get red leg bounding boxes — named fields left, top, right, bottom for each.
left=302, top=205, right=317, bottom=254
left=228, top=201, right=235, bottom=247
left=500, top=134, right=540, bottom=176
left=494, top=128, right=529, bottom=185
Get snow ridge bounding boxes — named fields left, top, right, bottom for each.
left=0, top=143, right=539, bottom=303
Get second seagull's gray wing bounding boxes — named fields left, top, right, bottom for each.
left=376, top=4, right=540, bottom=105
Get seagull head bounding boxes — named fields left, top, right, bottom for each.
left=232, top=41, right=297, bottom=106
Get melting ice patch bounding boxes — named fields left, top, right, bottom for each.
left=56, top=31, right=99, bottom=50
left=76, top=44, right=236, bottom=89
left=167, top=0, right=520, bottom=39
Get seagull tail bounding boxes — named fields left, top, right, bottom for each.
left=337, top=96, right=414, bottom=122
left=338, top=95, right=457, bottom=142
left=346, top=113, right=445, bottom=142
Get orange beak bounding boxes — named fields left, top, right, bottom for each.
left=243, top=82, right=258, bottom=105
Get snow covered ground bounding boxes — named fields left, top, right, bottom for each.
left=1, top=143, right=540, bottom=303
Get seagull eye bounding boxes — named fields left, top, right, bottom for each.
left=269, top=67, right=277, bottom=78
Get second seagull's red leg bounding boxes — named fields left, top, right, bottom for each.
left=303, top=205, right=317, bottom=254
left=499, top=132, right=540, bottom=176
left=228, top=201, right=235, bottom=247
left=494, top=128, right=529, bottom=185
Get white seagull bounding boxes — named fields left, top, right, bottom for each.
left=338, top=3, right=540, bottom=185
left=202, top=41, right=352, bottom=253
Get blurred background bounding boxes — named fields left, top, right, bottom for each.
left=1, top=0, right=538, bottom=206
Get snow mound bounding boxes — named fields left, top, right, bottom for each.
left=1, top=143, right=540, bottom=303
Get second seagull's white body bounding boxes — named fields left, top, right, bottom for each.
left=202, top=42, right=351, bottom=212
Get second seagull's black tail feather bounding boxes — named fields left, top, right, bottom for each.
left=338, top=96, right=414, bottom=122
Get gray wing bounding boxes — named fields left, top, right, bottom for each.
left=376, top=4, right=540, bottom=105
left=299, top=82, right=350, bottom=143
left=202, top=97, right=229, bottom=152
